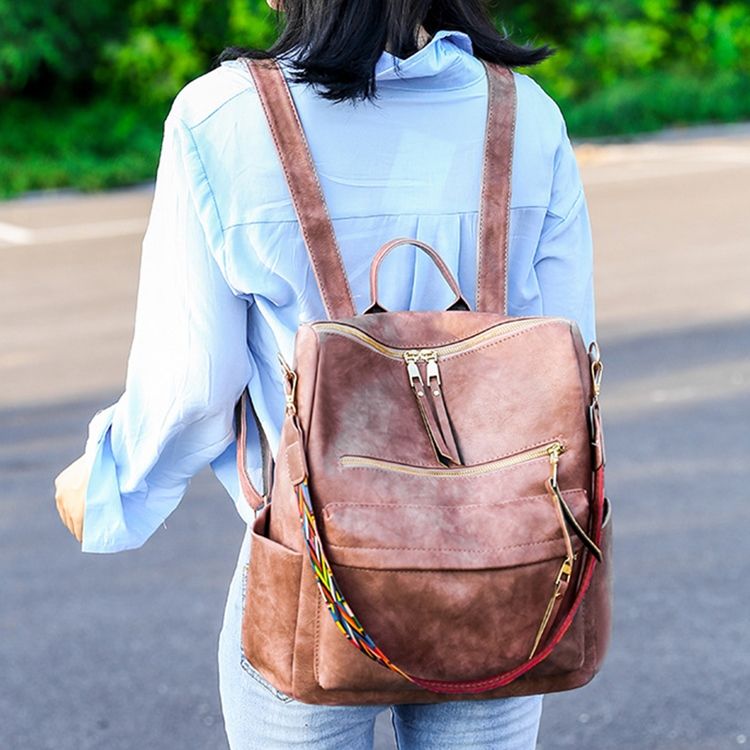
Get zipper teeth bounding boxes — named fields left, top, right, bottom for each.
left=340, top=442, right=564, bottom=478
left=311, top=318, right=566, bottom=360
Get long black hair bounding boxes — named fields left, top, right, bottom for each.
left=217, top=0, right=552, bottom=103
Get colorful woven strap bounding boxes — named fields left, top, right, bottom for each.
left=297, top=481, right=412, bottom=682
left=295, top=464, right=605, bottom=694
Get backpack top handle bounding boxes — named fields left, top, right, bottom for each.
left=364, top=237, right=471, bottom=314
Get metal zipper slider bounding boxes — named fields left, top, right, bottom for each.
left=421, top=350, right=462, bottom=465
left=422, top=350, right=441, bottom=388
left=554, top=557, right=574, bottom=588
left=529, top=554, right=575, bottom=659
left=404, top=351, right=424, bottom=396
left=547, top=442, right=563, bottom=487
left=547, top=439, right=604, bottom=562
left=404, top=349, right=460, bottom=464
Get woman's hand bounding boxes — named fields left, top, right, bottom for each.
left=54, top=453, right=93, bottom=543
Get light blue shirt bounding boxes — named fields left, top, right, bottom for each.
left=81, top=29, right=596, bottom=553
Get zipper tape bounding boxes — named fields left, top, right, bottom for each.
left=340, top=441, right=565, bottom=478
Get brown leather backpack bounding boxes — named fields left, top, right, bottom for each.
left=234, top=57, right=612, bottom=705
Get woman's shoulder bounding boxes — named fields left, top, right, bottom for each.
left=508, top=71, right=574, bottom=182
left=512, top=71, right=568, bottom=135
left=167, top=59, right=259, bottom=130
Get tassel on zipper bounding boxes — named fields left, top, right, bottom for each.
left=405, top=351, right=459, bottom=465
left=404, top=351, right=462, bottom=466
left=528, top=555, right=574, bottom=659
left=423, top=352, right=462, bottom=465
left=528, top=445, right=577, bottom=659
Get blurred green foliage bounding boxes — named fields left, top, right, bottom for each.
left=500, top=0, right=750, bottom=101
left=0, top=1, right=129, bottom=94
left=1, top=0, right=749, bottom=197
left=98, top=0, right=277, bottom=105
left=0, top=0, right=276, bottom=101
left=0, top=98, right=164, bottom=197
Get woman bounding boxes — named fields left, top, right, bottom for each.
left=55, top=0, right=596, bottom=747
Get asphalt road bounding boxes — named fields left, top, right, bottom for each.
left=1, top=126, right=749, bottom=749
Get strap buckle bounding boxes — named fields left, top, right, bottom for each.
left=278, top=353, right=298, bottom=415
left=588, top=341, right=603, bottom=400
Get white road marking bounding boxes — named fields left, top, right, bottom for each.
left=0, top=217, right=147, bottom=247
left=32, top=217, right=147, bottom=244
left=0, top=222, right=35, bottom=245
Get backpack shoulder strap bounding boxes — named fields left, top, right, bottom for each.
left=244, top=58, right=357, bottom=319
left=476, top=62, right=517, bottom=315
left=245, top=57, right=516, bottom=318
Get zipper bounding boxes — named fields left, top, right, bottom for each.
left=311, top=317, right=566, bottom=362
left=419, top=350, right=462, bottom=465
left=404, top=349, right=461, bottom=466
left=527, top=444, right=578, bottom=658
left=315, top=319, right=565, bottom=468
left=340, top=441, right=564, bottom=478
left=404, top=350, right=425, bottom=392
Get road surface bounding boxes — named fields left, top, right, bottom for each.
left=1, top=126, right=749, bottom=749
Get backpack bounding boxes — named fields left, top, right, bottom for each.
left=234, top=57, right=612, bottom=705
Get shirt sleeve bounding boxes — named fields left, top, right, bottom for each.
left=81, top=110, right=253, bottom=553
left=533, top=113, right=598, bottom=348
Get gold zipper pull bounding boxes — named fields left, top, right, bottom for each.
left=547, top=442, right=564, bottom=486
left=277, top=352, right=298, bottom=415
left=547, top=439, right=604, bottom=563
left=422, top=350, right=462, bottom=466
left=555, top=556, right=574, bottom=587
left=404, top=351, right=425, bottom=395
left=528, top=554, right=575, bottom=659
left=423, top=350, right=440, bottom=386
left=404, top=350, right=460, bottom=465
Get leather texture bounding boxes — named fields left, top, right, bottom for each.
left=235, top=393, right=270, bottom=512
left=476, top=56, right=515, bottom=314
left=235, top=57, right=612, bottom=705
left=244, top=58, right=356, bottom=319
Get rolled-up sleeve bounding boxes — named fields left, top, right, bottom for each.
left=81, top=109, right=252, bottom=553
left=533, top=116, right=597, bottom=348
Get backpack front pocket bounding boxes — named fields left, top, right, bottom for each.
left=313, top=478, right=590, bottom=688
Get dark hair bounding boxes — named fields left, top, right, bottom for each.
left=217, top=0, right=552, bottom=103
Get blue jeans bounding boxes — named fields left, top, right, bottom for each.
left=218, top=526, right=543, bottom=749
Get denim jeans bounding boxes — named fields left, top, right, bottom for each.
left=218, top=526, right=544, bottom=750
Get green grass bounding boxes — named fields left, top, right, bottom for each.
left=0, top=97, right=165, bottom=199
left=1, top=70, right=749, bottom=200
left=560, top=70, right=750, bottom=138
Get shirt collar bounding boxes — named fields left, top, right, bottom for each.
left=374, top=29, right=475, bottom=84
left=274, top=29, right=478, bottom=90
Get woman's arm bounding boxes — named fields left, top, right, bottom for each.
left=55, top=453, right=93, bottom=541
left=55, top=107, right=252, bottom=552
left=533, top=114, right=597, bottom=348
